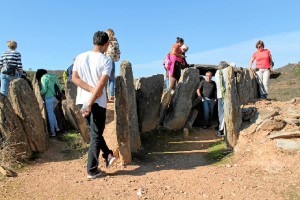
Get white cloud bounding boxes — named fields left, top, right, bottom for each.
left=132, top=31, right=300, bottom=78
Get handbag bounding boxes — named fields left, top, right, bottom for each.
left=54, top=83, right=64, bottom=101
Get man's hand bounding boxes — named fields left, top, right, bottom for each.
left=81, top=104, right=92, bottom=117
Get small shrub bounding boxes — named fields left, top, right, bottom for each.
left=205, top=140, right=232, bottom=164
left=0, top=138, right=26, bottom=169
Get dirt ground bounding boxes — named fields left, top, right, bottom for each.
left=0, top=100, right=300, bottom=200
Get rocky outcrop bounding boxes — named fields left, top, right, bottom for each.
left=135, top=74, right=164, bottom=133
left=163, top=68, right=200, bottom=130
left=8, top=79, right=48, bottom=152
left=119, top=61, right=140, bottom=152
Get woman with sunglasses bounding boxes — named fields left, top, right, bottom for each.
left=249, top=40, right=273, bottom=99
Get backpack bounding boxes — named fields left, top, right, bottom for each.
left=163, top=54, right=172, bottom=70
left=54, top=83, right=64, bottom=101
left=1, top=57, right=16, bottom=76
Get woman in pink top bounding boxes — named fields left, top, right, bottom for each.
left=249, top=40, right=273, bottom=99
left=169, top=37, right=186, bottom=91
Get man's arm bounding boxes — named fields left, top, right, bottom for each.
left=87, top=74, right=109, bottom=106
left=81, top=74, right=109, bottom=117
left=72, top=71, right=93, bottom=93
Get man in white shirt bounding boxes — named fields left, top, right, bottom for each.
left=72, top=31, right=117, bottom=179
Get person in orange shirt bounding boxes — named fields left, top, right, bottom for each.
left=249, top=40, right=273, bottom=99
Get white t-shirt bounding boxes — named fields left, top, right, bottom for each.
left=73, top=51, right=112, bottom=108
left=215, top=67, right=229, bottom=99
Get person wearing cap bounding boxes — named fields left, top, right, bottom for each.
left=0, top=40, right=23, bottom=96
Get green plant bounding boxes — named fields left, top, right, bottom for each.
left=58, top=132, right=88, bottom=159
left=205, top=140, right=232, bottom=164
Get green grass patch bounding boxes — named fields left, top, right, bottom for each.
left=58, top=132, right=88, bottom=159
left=205, top=140, right=232, bottom=165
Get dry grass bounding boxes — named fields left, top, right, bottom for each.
left=269, top=63, right=300, bottom=101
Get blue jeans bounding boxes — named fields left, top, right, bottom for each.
left=0, top=73, right=16, bottom=96
left=82, top=103, right=113, bottom=174
left=45, top=97, right=58, bottom=135
left=203, top=98, right=215, bottom=126
left=108, top=62, right=115, bottom=97
left=217, top=98, right=224, bottom=130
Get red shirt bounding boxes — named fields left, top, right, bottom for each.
left=252, top=49, right=271, bottom=69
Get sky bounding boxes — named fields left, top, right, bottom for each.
left=1, top=0, right=299, bottom=78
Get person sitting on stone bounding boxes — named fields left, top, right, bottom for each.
left=197, top=71, right=217, bottom=129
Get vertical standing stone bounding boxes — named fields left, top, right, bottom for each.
left=136, top=74, right=164, bottom=133
left=8, top=79, right=48, bottom=152
left=163, top=68, right=200, bottom=130
left=119, top=61, right=140, bottom=152
left=65, top=81, right=90, bottom=143
left=32, top=75, right=48, bottom=136
left=0, top=93, right=32, bottom=159
left=115, top=76, right=132, bottom=164
left=249, top=69, right=259, bottom=100
left=236, top=69, right=251, bottom=105
left=224, top=66, right=242, bottom=149
left=158, top=90, right=172, bottom=126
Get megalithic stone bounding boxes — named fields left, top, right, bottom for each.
left=224, top=66, right=242, bottom=149
left=119, top=61, right=140, bottom=152
left=163, top=68, right=200, bottom=130
left=65, top=81, right=90, bottom=143
left=115, top=76, right=132, bottom=164
left=136, top=74, right=164, bottom=133
left=8, top=78, right=48, bottom=152
left=0, top=92, right=32, bottom=159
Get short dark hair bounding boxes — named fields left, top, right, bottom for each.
left=256, top=40, right=265, bottom=48
left=36, top=69, right=48, bottom=81
left=93, top=31, right=109, bottom=45
left=176, top=37, right=184, bottom=44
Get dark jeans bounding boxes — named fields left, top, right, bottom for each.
left=82, top=103, right=113, bottom=174
left=203, top=98, right=215, bottom=126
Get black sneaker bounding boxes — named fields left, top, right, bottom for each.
left=216, top=131, right=225, bottom=137
left=87, top=170, right=101, bottom=179
left=106, top=154, right=117, bottom=168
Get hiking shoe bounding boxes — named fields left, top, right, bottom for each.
left=216, top=131, right=225, bottom=137
left=49, top=133, right=56, bottom=137
left=106, top=154, right=117, bottom=168
left=87, top=170, right=101, bottom=179
left=202, top=124, right=208, bottom=129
